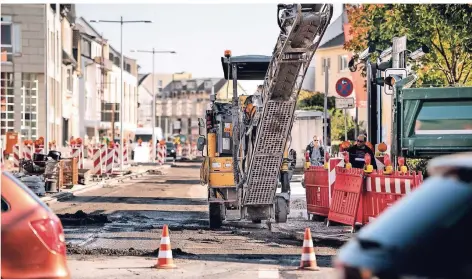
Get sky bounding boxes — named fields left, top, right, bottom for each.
left=76, top=4, right=342, bottom=91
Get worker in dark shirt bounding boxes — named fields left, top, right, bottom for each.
left=347, top=135, right=377, bottom=170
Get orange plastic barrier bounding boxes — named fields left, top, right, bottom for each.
left=305, top=166, right=329, bottom=217
left=327, top=167, right=364, bottom=230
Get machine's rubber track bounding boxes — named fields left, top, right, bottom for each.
left=241, top=4, right=333, bottom=206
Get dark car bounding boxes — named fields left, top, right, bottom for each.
left=166, top=142, right=176, bottom=160
left=335, top=152, right=472, bottom=279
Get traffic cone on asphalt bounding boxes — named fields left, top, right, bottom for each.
left=155, top=224, right=176, bottom=269
left=298, top=228, right=319, bottom=271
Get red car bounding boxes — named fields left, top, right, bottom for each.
left=1, top=171, right=70, bottom=279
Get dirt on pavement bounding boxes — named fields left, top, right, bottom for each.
left=49, top=162, right=342, bottom=271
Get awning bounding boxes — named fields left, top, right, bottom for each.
left=62, top=49, right=77, bottom=67
left=221, top=55, right=271, bottom=80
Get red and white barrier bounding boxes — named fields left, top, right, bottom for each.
left=328, top=158, right=343, bottom=205
left=123, top=144, right=129, bottom=165
left=34, top=145, right=45, bottom=155
left=100, top=144, right=107, bottom=171
left=71, top=145, right=84, bottom=169
left=182, top=143, right=190, bottom=160
left=176, top=144, right=182, bottom=158
left=113, top=144, right=121, bottom=168
left=157, top=143, right=167, bottom=164
left=106, top=147, right=114, bottom=174
left=91, top=148, right=102, bottom=175
left=191, top=143, right=198, bottom=159
left=23, top=145, right=33, bottom=161
left=13, top=144, right=20, bottom=169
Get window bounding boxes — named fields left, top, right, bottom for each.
left=66, top=69, right=72, bottom=91
left=1, top=16, right=12, bottom=62
left=126, top=63, right=131, bottom=72
left=321, top=58, right=331, bottom=74
left=338, top=55, right=349, bottom=72
left=109, top=53, right=114, bottom=61
left=204, top=81, right=212, bottom=89
left=1, top=72, right=15, bottom=135
left=414, top=101, right=472, bottom=135
left=20, top=73, right=39, bottom=140
left=81, top=39, right=91, bottom=58
left=158, top=80, right=163, bottom=87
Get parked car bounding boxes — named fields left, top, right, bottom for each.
left=335, top=152, right=472, bottom=279
left=1, top=171, right=70, bottom=279
left=166, top=142, right=177, bottom=160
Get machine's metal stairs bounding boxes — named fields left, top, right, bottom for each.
left=241, top=4, right=333, bottom=206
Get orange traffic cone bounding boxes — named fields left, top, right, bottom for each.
left=298, top=228, right=319, bottom=271
left=155, top=224, right=176, bottom=269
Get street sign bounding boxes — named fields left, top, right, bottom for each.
left=335, top=77, right=354, bottom=97
left=335, top=97, right=355, bottom=109
left=384, top=68, right=408, bottom=94
left=392, top=36, right=407, bottom=53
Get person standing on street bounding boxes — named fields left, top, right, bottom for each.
left=306, top=135, right=324, bottom=166
left=347, top=135, right=377, bottom=169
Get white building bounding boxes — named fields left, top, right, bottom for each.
left=101, top=46, right=139, bottom=141
left=74, top=17, right=113, bottom=139
left=1, top=4, right=75, bottom=147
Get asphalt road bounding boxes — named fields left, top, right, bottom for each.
left=50, top=162, right=343, bottom=278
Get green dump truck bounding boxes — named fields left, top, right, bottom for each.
left=390, top=75, right=472, bottom=163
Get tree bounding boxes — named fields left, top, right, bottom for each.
left=296, top=90, right=336, bottom=111
left=345, top=4, right=472, bottom=86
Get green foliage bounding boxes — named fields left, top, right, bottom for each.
left=296, top=90, right=336, bottom=109
left=345, top=4, right=472, bottom=86
left=406, top=158, right=429, bottom=176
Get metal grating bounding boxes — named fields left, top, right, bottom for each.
left=244, top=155, right=282, bottom=205
left=255, top=101, right=296, bottom=154
left=238, top=4, right=334, bottom=208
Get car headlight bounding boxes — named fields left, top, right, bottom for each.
left=171, top=150, right=175, bottom=153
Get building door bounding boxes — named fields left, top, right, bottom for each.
left=62, top=118, right=69, bottom=146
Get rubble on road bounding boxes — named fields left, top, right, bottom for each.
left=66, top=243, right=194, bottom=257
left=57, top=210, right=111, bottom=225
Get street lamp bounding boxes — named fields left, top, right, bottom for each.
left=130, top=48, right=176, bottom=163
left=90, top=17, right=152, bottom=172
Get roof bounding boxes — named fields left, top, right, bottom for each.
left=161, top=78, right=227, bottom=94
left=138, top=73, right=149, bottom=86
left=319, top=33, right=345, bottom=49
left=221, top=55, right=271, bottom=80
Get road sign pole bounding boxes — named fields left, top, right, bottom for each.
left=323, top=62, right=329, bottom=150
left=344, top=109, right=348, bottom=141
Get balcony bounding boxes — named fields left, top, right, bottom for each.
left=93, top=56, right=113, bottom=72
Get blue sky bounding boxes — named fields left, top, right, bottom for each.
left=77, top=4, right=342, bottom=90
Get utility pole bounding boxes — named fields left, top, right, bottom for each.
left=130, top=48, right=176, bottom=163
left=90, top=17, right=152, bottom=171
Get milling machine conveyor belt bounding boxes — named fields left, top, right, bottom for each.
left=241, top=4, right=333, bottom=205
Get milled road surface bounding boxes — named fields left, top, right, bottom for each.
left=51, top=162, right=342, bottom=278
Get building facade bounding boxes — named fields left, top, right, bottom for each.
left=157, top=78, right=245, bottom=140
left=100, top=46, right=139, bottom=141
left=1, top=4, right=75, bottom=145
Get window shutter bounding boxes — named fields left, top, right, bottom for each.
left=12, top=23, right=22, bottom=54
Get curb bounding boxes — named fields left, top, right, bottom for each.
left=41, top=165, right=168, bottom=205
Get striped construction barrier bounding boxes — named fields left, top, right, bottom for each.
left=23, top=145, right=33, bottom=161
left=91, top=148, right=102, bottom=175
left=123, top=144, right=129, bottom=165
left=191, top=143, right=198, bottom=158
left=71, top=145, right=84, bottom=169
left=34, top=145, right=45, bottom=155
left=157, top=143, right=166, bottom=164
left=13, top=144, right=20, bottom=169
left=106, top=147, right=114, bottom=174
left=113, top=144, right=121, bottom=169
left=100, top=144, right=107, bottom=171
